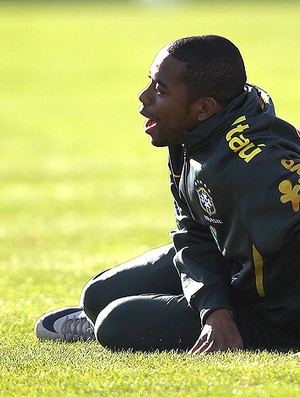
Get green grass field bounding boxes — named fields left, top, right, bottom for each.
left=0, top=1, right=300, bottom=395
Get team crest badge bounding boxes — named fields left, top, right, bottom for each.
left=195, top=181, right=216, bottom=216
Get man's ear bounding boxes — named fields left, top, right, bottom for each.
left=195, top=97, right=223, bottom=122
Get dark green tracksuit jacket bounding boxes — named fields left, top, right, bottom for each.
left=169, top=84, right=300, bottom=338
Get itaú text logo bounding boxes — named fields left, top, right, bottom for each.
left=226, top=116, right=265, bottom=163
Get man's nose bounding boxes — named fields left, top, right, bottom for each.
left=138, top=83, right=153, bottom=105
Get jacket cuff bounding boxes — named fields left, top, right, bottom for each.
left=191, top=286, right=234, bottom=327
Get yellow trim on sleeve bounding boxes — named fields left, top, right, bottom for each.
left=252, top=244, right=265, bottom=297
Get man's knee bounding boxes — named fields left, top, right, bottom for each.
left=80, top=275, right=109, bottom=323
left=94, top=297, right=134, bottom=350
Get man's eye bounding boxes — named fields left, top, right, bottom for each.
left=155, top=84, right=163, bottom=94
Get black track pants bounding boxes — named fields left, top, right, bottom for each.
left=81, top=244, right=300, bottom=352
left=80, top=244, right=201, bottom=351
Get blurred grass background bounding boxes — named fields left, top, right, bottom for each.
left=0, top=0, right=299, bottom=332
left=0, top=1, right=299, bottom=396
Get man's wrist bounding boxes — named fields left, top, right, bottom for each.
left=201, top=307, right=234, bottom=325
left=205, top=308, right=234, bottom=324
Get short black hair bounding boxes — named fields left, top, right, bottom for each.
left=168, top=35, right=247, bottom=106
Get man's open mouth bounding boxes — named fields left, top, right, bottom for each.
left=144, top=118, right=158, bottom=133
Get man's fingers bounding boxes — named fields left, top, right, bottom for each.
left=188, top=340, right=214, bottom=355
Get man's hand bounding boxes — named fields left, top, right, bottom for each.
left=188, top=308, right=244, bottom=355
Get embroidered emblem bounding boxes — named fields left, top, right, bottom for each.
left=279, top=179, right=300, bottom=212
left=195, top=181, right=216, bottom=216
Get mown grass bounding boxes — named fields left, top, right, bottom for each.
left=1, top=344, right=300, bottom=397
left=0, top=1, right=299, bottom=396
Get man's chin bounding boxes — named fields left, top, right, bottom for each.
left=149, top=136, right=168, bottom=147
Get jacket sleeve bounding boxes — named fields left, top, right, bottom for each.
left=226, top=140, right=300, bottom=254
left=168, top=146, right=234, bottom=326
left=172, top=198, right=235, bottom=326
left=225, top=140, right=300, bottom=296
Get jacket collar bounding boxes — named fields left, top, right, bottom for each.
left=183, top=84, right=275, bottom=153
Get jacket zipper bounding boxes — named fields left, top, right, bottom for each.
left=182, top=147, right=197, bottom=220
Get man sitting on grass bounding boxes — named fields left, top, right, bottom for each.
left=35, top=35, right=300, bottom=354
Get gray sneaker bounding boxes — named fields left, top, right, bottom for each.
left=34, top=307, right=95, bottom=342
